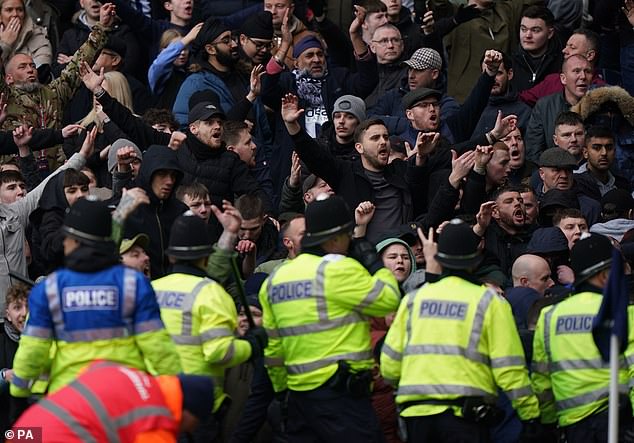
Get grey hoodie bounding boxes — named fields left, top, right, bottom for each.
left=0, top=153, right=87, bottom=307
left=590, top=219, right=634, bottom=242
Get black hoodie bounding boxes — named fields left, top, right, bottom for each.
left=29, top=170, right=75, bottom=274
left=123, top=145, right=188, bottom=279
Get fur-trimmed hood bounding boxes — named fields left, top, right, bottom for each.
left=571, top=86, right=634, bottom=126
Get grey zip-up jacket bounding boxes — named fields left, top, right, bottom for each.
left=0, top=153, right=86, bottom=303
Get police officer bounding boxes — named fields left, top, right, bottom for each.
left=260, top=195, right=401, bottom=442
left=381, top=219, right=541, bottom=442
left=11, top=198, right=181, bottom=399
left=152, top=212, right=268, bottom=442
left=532, top=233, right=633, bottom=442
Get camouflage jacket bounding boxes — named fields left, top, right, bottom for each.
left=0, top=22, right=109, bottom=131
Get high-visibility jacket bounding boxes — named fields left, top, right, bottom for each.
left=11, top=266, right=182, bottom=397
left=153, top=272, right=251, bottom=411
left=531, top=291, right=634, bottom=427
left=381, top=276, right=540, bottom=420
left=259, top=252, right=401, bottom=392
left=12, top=361, right=181, bottom=443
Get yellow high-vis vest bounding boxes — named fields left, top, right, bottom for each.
left=260, top=253, right=401, bottom=392
left=153, top=273, right=251, bottom=411
left=532, top=291, right=634, bottom=426
left=381, top=275, right=540, bottom=420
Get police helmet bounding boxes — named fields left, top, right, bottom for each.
left=302, top=195, right=354, bottom=247
left=166, top=212, right=213, bottom=260
left=435, top=219, right=483, bottom=270
left=570, top=233, right=613, bottom=284
left=62, top=197, right=112, bottom=244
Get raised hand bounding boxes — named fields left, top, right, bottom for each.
left=12, top=125, right=33, bottom=147
left=168, top=131, right=186, bottom=150
left=248, top=64, right=265, bottom=101
left=211, top=200, right=243, bottom=235
left=483, top=49, right=503, bottom=76
left=349, top=4, right=367, bottom=35
left=355, top=201, right=376, bottom=227
left=99, top=2, right=117, bottom=27
left=473, top=201, right=495, bottom=237
left=116, top=145, right=140, bottom=171
left=491, top=110, right=517, bottom=141
left=417, top=227, right=441, bottom=274
left=448, top=149, right=476, bottom=189
left=113, top=187, right=149, bottom=223
left=289, top=151, right=302, bottom=188
left=421, top=10, right=435, bottom=35
left=182, top=22, right=204, bottom=45
left=80, top=61, right=105, bottom=93
left=474, top=145, right=493, bottom=172
left=281, top=93, right=304, bottom=124
left=415, top=131, right=440, bottom=157
left=280, top=8, right=292, bottom=48
left=79, top=126, right=98, bottom=159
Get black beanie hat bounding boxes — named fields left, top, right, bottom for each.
left=191, top=18, right=230, bottom=58
left=240, top=11, right=274, bottom=40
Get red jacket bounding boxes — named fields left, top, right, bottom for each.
left=12, top=362, right=181, bottom=443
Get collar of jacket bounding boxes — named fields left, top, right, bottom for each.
left=441, top=271, right=484, bottom=286
left=489, top=220, right=531, bottom=243
left=65, top=242, right=119, bottom=272
left=489, top=91, right=520, bottom=106
left=574, top=281, right=603, bottom=294
left=170, top=262, right=209, bottom=278
left=186, top=129, right=227, bottom=161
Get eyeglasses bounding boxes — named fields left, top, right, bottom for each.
left=212, top=36, right=237, bottom=46
left=413, top=101, right=440, bottom=109
left=247, top=36, right=274, bottom=50
left=371, top=37, right=403, bottom=46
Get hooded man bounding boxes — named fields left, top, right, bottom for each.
left=121, top=145, right=188, bottom=279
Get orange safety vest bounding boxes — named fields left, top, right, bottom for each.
left=12, top=361, right=181, bottom=443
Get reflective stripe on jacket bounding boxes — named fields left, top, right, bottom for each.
left=11, top=265, right=181, bottom=397
left=381, top=275, right=539, bottom=420
left=260, top=253, right=400, bottom=392
left=531, top=291, right=633, bottom=426
left=153, top=273, right=251, bottom=411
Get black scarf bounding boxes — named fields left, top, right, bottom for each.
left=186, top=130, right=226, bottom=161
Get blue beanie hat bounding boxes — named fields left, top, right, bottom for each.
left=177, top=374, right=214, bottom=421
left=293, top=35, right=322, bottom=59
